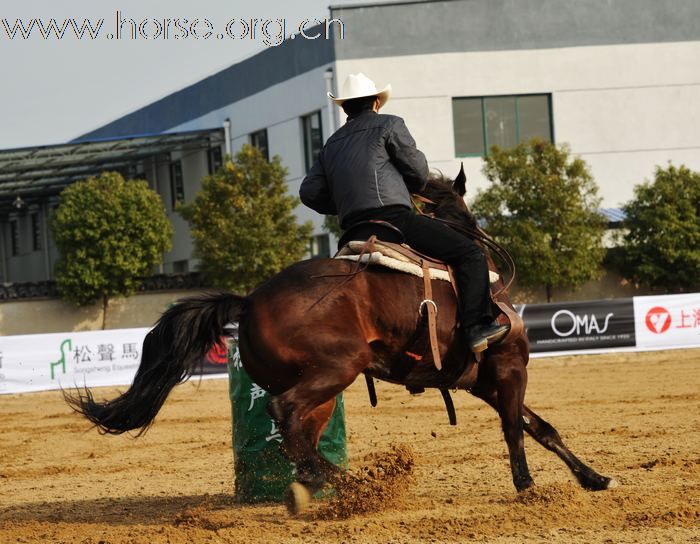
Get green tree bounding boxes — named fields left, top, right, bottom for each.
left=323, top=215, right=342, bottom=239
left=50, top=172, right=173, bottom=328
left=618, top=163, right=700, bottom=292
left=472, top=139, right=606, bottom=302
left=179, top=144, right=313, bottom=293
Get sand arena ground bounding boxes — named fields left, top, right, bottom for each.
left=1, top=348, right=699, bottom=543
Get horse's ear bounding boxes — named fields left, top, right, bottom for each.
left=453, top=162, right=467, bottom=196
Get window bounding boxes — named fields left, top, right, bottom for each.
left=249, top=129, right=269, bottom=161
left=170, top=160, right=184, bottom=208
left=452, top=94, right=552, bottom=156
left=309, top=234, right=330, bottom=259
left=31, top=213, right=41, bottom=251
left=207, top=146, right=223, bottom=175
left=173, top=260, right=189, bottom=273
left=302, top=111, right=323, bottom=171
left=10, top=220, right=19, bottom=256
left=119, top=164, right=142, bottom=181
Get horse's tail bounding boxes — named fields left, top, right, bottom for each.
left=64, top=291, right=246, bottom=436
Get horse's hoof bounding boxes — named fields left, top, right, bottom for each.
left=285, top=482, right=311, bottom=516
left=606, top=478, right=620, bottom=489
left=585, top=475, right=619, bottom=491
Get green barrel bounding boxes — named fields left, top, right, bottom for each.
left=227, top=338, right=348, bottom=503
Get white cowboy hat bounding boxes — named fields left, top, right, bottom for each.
left=328, top=73, right=392, bottom=108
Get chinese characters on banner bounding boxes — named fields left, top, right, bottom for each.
left=0, top=328, right=152, bottom=395
left=246, top=382, right=282, bottom=442
left=633, top=294, right=700, bottom=349
left=0, top=327, right=230, bottom=395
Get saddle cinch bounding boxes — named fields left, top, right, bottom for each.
left=334, top=220, right=524, bottom=423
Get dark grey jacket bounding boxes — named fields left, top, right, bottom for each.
left=299, top=110, right=429, bottom=225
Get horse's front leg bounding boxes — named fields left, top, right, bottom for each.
left=521, top=404, right=618, bottom=490
left=473, top=358, right=534, bottom=492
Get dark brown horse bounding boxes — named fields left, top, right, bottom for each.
left=66, top=170, right=616, bottom=514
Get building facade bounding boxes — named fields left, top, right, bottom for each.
left=3, top=0, right=699, bottom=281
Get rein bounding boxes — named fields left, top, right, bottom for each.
left=411, top=195, right=516, bottom=298
left=306, top=236, right=377, bottom=310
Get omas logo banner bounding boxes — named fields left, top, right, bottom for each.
left=522, top=299, right=636, bottom=353
left=551, top=309, right=614, bottom=337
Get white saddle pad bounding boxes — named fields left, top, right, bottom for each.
left=335, top=242, right=500, bottom=284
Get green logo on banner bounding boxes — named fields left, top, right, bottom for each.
left=50, top=339, right=72, bottom=380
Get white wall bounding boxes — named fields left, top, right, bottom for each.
left=160, top=39, right=700, bottom=249
left=155, top=148, right=210, bottom=272
left=336, top=40, right=700, bottom=207
left=168, top=65, right=335, bottom=232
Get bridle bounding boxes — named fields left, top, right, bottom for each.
left=411, top=195, right=516, bottom=298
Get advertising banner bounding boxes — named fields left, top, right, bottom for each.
left=0, top=327, right=230, bottom=395
left=633, top=293, right=700, bottom=350
left=0, top=327, right=150, bottom=395
left=521, top=298, right=636, bottom=353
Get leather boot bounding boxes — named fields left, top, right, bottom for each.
left=466, top=322, right=510, bottom=353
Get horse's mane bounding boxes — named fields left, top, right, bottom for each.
left=420, top=174, right=479, bottom=230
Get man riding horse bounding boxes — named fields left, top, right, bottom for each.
left=300, top=73, right=509, bottom=353
left=67, top=86, right=617, bottom=507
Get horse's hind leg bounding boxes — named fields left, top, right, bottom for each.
left=472, top=358, right=534, bottom=492
left=522, top=405, right=618, bottom=490
left=301, top=396, right=344, bottom=479
left=268, top=361, right=362, bottom=513
left=269, top=395, right=344, bottom=515
left=268, top=392, right=330, bottom=492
